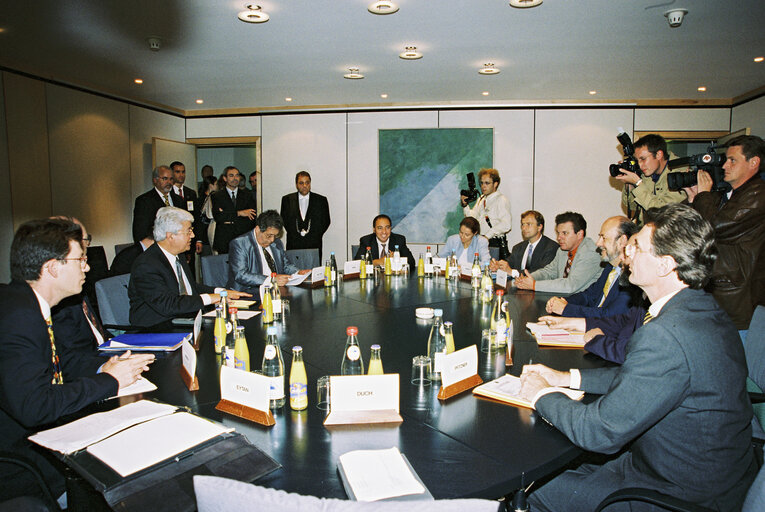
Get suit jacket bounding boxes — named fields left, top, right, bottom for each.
left=51, top=294, right=110, bottom=374
left=174, top=185, right=198, bottom=207
left=128, top=243, right=215, bottom=327
left=536, top=288, right=756, bottom=510
left=227, top=233, right=298, bottom=294
left=132, top=187, right=184, bottom=242
left=110, top=242, right=144, bottom=276
left=584, top=305, right=646, bottom=363
left=280, top=192, right=331, bottom=256
left=530, top=237, right=602, bottom=294
left=0, top=282, right=117, bottom=455
left=354, top=233, right=416, bottom=269
left=561, top=263, right=636, bottom=318
left=439, top=234, right=490, bottom=267
left=507, top=235, right=558, bottom=273
left=211, top=188, right=258, bottom=253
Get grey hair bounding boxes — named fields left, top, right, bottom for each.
left=154, top=206, right=193, bottom=241
left=152, top=165, right=170, bottom=179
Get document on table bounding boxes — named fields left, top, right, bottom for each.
left=86, top=412, right=233, bottom=477
left=526, top=322, right=586, bottom=347
left=28, top=400, right=176, bottom=455
left=203, top=309, right=261, bottom=319
left=473, top=374, right=584, bottom=409
left=287, top=271, right=310, bottom=286
left=112, top=377, right=157, bottom=399
left=337, top=447, right=426, bottom=502
left=229, top=299, right=257, bottom=309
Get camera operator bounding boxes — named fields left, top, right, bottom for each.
left=616, top=134, right=687, bottom=226
left=461, top=168, right=512, bottom=259
left=686, top=134, right=765, bottom=340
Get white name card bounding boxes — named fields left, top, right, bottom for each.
left=344, top=260, right=361, bottom=275
left=186, top=200, right=195, bottom=212
left=432, top=257, right=446, bottom=270
left=329, top=374, right=399, bottom=413
left=219, top=365, right=270, bottom=413
left=441, top=345, right=478, bottom=387
left=391, top=256, right=403, bottom=272
left=193, top=310, right=202, bottom=344
left=460, top=264, right=472, bottom=277
left=181, top=336, right=197, bottom=380
left=495, top=269, right=508, bottom=288
left=311, top=266, right=325, bottom=283
left=424, top=263, right=434, bottom=274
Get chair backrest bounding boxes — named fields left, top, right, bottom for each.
left=286, top=248, right=320, bottom=269
left=201, top=254, right=230, bottom=288
left=95, top=274, right=131, bottom=327
left=351, top=245, right=360, bottom=260
left=488, top=246, right=500, bottom=260
left=114, top=243, right=133, bottom=256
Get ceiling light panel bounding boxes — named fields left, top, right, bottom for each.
left=238, top=4, right=270, bottom=23
left=368, top=1, right=399, bottom=15
left=399, top=46, right=422, bottom=60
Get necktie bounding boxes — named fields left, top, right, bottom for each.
left=524, top=243, right=534, bottom=270
left=598, top=268, right=618, bottom=307
left=83, top=298, right=110, bottom=342
left=178, top=187, right=184, bottom=199
left=176, top=257, right=189, bottom=295
left=231, top=191, right=236, bottom=202
left=163, top=193, right=170, bottom=206
left=45, top=317, right=64, bottom=385
left=643, top=311, right=653, bottom=324
left=263, top=247, right=277, bottom=274
left=562, top=251, right=574, bottom=278
left=381, top=244, right=388, bottom=258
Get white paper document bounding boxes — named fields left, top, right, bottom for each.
left=526, top=322, right=585, bottom=346
left=28, top=400, right=176, bottom=455
left=287, top=271, right=310, bottom=286
left=113, top=377, right=157, bottom=399
left=204, top=309, right=260, bottom=319
left=86, top=412, right=233, bottom=477
left=338, top=447, right=425, bottom=502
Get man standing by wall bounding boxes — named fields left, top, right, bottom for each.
left=280, top=171, right=331, bottom=261
left=210, top=166, right=257, bottom=254
left=170, top=160, right=199, bottom=273
left=132, top=165, right=183, bottom=243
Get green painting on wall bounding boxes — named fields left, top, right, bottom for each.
left=379, top=128, right=493, bottom=243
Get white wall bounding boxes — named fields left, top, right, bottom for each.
left=731, top=95, right=765, bottom=137
left=634, top=108, right=730, bottom=132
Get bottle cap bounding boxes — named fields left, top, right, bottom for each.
left=271, top=272, right=276, bottom=277
left=427, top=246, right=431, bottom=250
left=292, top=346, right=302, bottom=352
left=395, top=245, right=399, bottom=249
left=366, top=246, right=371, bottom=250
left=475, top=252, right=479, bottom=256
left=230, top=307, right=238, bottom=314
left=220, top=290, right=228, bottom=296
left=331, top=251, right=335, bottom=255
left=236, top=326, right=245, bottom=332
left=267, top=326, right=277, bottom=335
left=346, top=326, right=358, bottom=335
left=444, top=321, right=453, bottom=327
left=434, top=308, right=443, bottom=316
left=496, top=289, right=505, bottom=296
left=371, top=344, right=381, bottom=350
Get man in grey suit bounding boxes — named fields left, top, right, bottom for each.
left=520, top=203, right=756, bottom=511
left=227, top=210, right=310, bottom=294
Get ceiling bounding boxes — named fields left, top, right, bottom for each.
left=0, top=0, right=763, bottom=116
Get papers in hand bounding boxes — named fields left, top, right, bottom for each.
left=112, top=377, right=157, bottom=399
left=99, top=332, right=191, bottom=352
left=338, top=447, right=426, bottom=502
left=526, top=322, right=586, bottom=347
left=473, top=374, right=584, bottom=409
left=287, top=271, right=309, bottom=286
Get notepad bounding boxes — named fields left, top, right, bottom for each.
left=526, top=322, right=586, bottom=347
left=337, top=447, right=428, bottom=502
left=473, top=374, right=584, bottom=409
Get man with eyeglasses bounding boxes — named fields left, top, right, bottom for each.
left=129, top=207, right=250, bottom=327
left=132, top=165, right=183, bottom=243
left=461, top=168, right=512, bottom=260
left=0, top=218, right=155, bottom=504
left=228, top=210, right=311, bottom=294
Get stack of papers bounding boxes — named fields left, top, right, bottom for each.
left=98, top=332, right=191, bottom=352
left=526, top=322, right=586, bottom=347
left=337, top=447, right=428, bottom=502
left=473, top=374, right=584, bottom=409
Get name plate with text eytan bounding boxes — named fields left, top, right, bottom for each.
left=179, top=336, right=198, bottom=391
left=324, top=375, right=402, bottom=426
left=343, top=260, right=361, bottom=280
left=216, top=366, right=274, bottom=426
left=438, top=345, right=482, bottom=401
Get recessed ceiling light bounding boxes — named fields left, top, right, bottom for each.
left=509, top=0, right=542, bottom=7
left=478, top=63, right=500, bottom=75
left=238, top=4, right=269, bottom=23
left=344, top=67, right=364, bottom=79
left=482, top=91, right=490, bottom=96
left=380, top=93, right=388, bottom=99
left=368, top=1, right=399, bottom=15
left=196, top=99, right=204, bottom=104
left=755, top=56, right=764, bottom=63
left=399, top=46, right=422, bottom=60
left=589, top=90, right=597, bottom=95
left=285, top=97, right=292, bottom=102
left=697, top=86, right=707, bottom=92
left=134, top=78, right=144, bottom=84
left=0, top=28, right=6, bottom=33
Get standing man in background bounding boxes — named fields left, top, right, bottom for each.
left=132, top=165, right=183, bottom=243
left=461, top=168, right=512, bottom=259
left=210, top=166, right=257, bottom=254
left=170, top=160, right=199, bottom=273
left=280, top=171, right=331, bottom=261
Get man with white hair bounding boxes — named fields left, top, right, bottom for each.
left=129, top=207, right=249, bottom=327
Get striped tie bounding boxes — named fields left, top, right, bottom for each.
left=45, top=317, right=64, bottom=385
left=643, top=311, right=653, bottom=324
left=598, top=268, right=618, bottom=307
left=163, top=193, right=170, bottom=206
left=562, top=251, right=574, bottom=278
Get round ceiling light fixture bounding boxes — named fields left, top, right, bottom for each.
left=399, top=46, right=422, bottom=60
left=368, top=1, right=399, bottom=15
left=509, top=0, right=542, bottom=8
left=238, top=4, right=270, bottom=23
left=344, top=67, right=365, bottom=79
left=478, top=63, right=500, bottom=75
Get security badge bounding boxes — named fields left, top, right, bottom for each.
left=298, top=219, right=311, bottom=237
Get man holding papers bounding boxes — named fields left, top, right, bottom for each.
left=520, top=204, right=756, bottom=511
left=227, top=210, right=310, bottom=292
left=129, top=207, right=249, bottom=327
left=0, top=218, right=155, bottom=503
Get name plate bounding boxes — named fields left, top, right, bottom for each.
left=325, top=374, right=402, bottom=425
left=181, top=336, right=197, bottom=379
left=344, top=260, right=361, bottom=275
left=424, top=263, right=434, bottom=274
left=441, top=345, right=478, bottom=387
left=460, top=264, right=472, bottom=277
left=311, top=266, right=325, bottom=283
left=219, top=365, right=270, bottom=413
left=432, top=257, right=446, bottom=271
left=495, top=269, right=508, bottom=288
left=391, top=257, right=403, bottom=272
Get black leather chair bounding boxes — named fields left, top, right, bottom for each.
left=0, top=452, right=61, bottom=512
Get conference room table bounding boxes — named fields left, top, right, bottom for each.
left=129, top=272, right=608, bottom=502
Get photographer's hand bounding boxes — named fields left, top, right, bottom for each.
left=615, top=168, right=641, bottom=186
left=696, top=170, right=713, bottom=193
left=683, top=185, right=698, bottom=203
left=460, top=195, right=469, bottom=207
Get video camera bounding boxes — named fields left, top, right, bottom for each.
left=461, top=172, right=479, bottom=203
left=666, top=143, right=730, bottom=193
left=609, top=131, right=641, bottom=177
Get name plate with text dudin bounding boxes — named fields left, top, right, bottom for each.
left=324, top=374, right=403, bottom=426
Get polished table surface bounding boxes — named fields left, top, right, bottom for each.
left=137, top=274, right=607, bottom=500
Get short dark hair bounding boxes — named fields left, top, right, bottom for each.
left=644, top=203, right=717, bottom=289
left=727, top=135, right=765, bottom=173
left=555, top=211, right=587, bottom=236
left=459, top=216, right=480, bottom=235
left=249, top=171, right=257, bottom=178
left=634, top=134, right=668, bottom=161
left=616, top=218, right=639, bottom=239
left=11, top=219, right=83, bottom=282
left=256, top=210, right=282, bottom=232
left=295, top=171, right=311, bottom=183
left=521, top=210, right=545, bottom=230
left=372, top=214, right=392, bottom=229
left=477, top=168, right=500, bottom=185
left=223, top=166, right=239, bottom=175
left=169, top=161, right=184, bottom=169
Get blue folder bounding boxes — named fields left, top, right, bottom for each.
left=98, top=332, right=191, bottom=352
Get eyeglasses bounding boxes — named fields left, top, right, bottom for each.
left=60, top=256, right=88, bottom=266
left=82, top=234, right=92, bottom=246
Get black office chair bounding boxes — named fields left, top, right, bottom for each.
left=0, top=452, right=62, bottom=512
left=286, top=248, right=319, bottom=269
left=594, top=488, right=716, bottom=512
left=83, top=245, right=109, bottom=316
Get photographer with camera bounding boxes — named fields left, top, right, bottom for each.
left=686, top=135, right=765, bottom=339
left=615, top=133, right=687, bottom=226
left=461, top=168, right=512, bottom=260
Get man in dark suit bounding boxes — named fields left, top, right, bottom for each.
left=490, top=210, right=557, bottom=274
left=0, top=219, right=154, bottom=502
left=132, top=165, right=183, bottom=243
left=228, top=210, right=311, bottom=294
left=110, top=238, right=154, bottom=276
left=544, top=216, right=638, bottom=318
left=353, top=214, right=416, bottom=269
left=280, top=171, right=331, bottom=261
left=171, top=160, right=199, bottom=276
left=521, top=204, right=756, bottom=511
left=129, top=207, right=249, bottom=327
left=210, top=166, right=257, bottom=254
